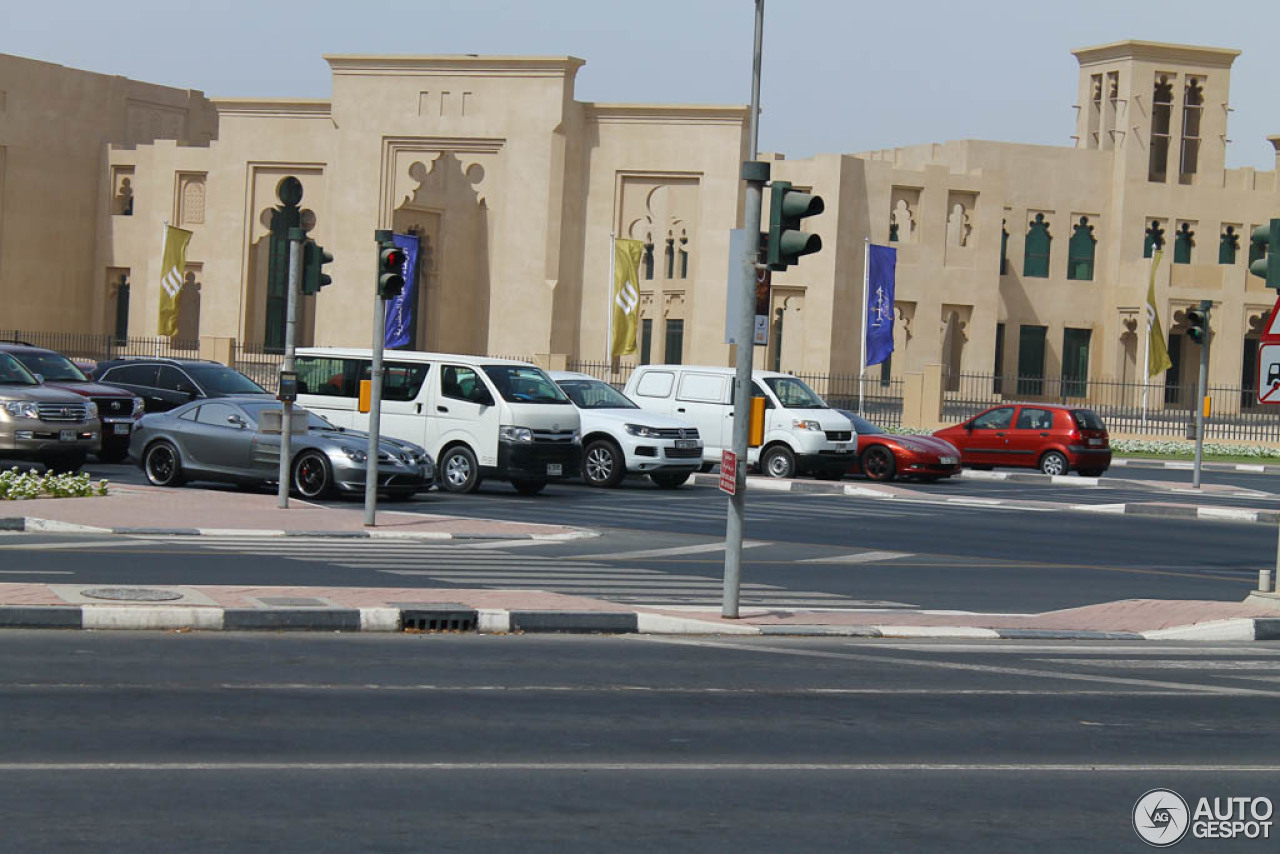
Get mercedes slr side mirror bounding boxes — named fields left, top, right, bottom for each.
left=227, top=414, right=247, bottom=429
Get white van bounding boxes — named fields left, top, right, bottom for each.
left=623, top=365, right=855, bottom=479
left=549, top=370, right=703, bottom=489
left=294, top=348, right=580, bottom=495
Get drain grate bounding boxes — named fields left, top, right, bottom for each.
left=81, top=587, right=184, bottom=602
left=401, top=608, right=478, bottom=632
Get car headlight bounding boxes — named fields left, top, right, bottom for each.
left=131, top=397, right=145, bottom=416
left=341, top=447, right=367, bottom=463
left=499, top=425, right=533, bottom=443
left=624, top=423, right=662, bottom=438
left=792, top=419, right=822, bottom=431
left=86, top=401, right=98, bottom=419
left=2, top=401, right=39, bottom=419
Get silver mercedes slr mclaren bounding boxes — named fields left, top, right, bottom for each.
left=129, top=396, right=434, bottom=499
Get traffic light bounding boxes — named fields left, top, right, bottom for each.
left=377, top=241, right=406, bottom=299
left=300, top=240, right=334, bottom=295
left=766, top=180, right=824, bottom=270
left=1186, top=303, right=1210, bottom=345
left=1250, top=219, right=1280, bottom=289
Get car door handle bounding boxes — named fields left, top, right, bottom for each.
left=416, top=403, right=423, bottom=414
left=677, top=407, right=686, bottom=413
left=437, top=405, right=448, bottom=413
left=994, top=432, right=1005, bottom=437
left=1039, top=432, right=1050, bottom=437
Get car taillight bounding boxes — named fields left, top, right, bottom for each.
left=1068, top=429, right=1080, bottom=441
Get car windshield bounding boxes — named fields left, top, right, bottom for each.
left=842, top=412, right=884, bottom=435
left=556, top=379, right=638, bottom=410
left=0, top=353, right=39, bottom=386
left=12, top=351, right=88, bottom=382
left=1071, top=409, right=1106, bottom=431
left=763, top=376, right=828, bottom=409
left=481, top=365, right=572, bottom=404
left=185, top=365, right=268, bottom=395
left=237, top=401, right=336, bottom=431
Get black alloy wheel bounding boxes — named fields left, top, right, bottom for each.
left=861, top=445, right=897, bottom=482
left=143, top=442, right=184, bottom=487
left=292, top=450, right=334, bottom=499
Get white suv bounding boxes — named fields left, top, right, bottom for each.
left=550, top=371, right=702, bottom=489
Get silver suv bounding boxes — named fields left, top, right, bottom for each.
left=0, top=352, right=100, bottom=472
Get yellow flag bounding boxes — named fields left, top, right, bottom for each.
left=610, top=238, right=644, bottom=357
left=158, top=225, right=193, bottom=338
left=1145, top=249, right=1172, bottom=377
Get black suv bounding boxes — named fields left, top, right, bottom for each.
left=91, top=358, right=271, bottom=413
left=1, top=343, right=144, bottom=462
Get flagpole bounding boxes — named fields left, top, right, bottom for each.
left=606, top=232, right=616, bottom=369
left=156, top=220, right=170, bottom=351
left=859, top=237, right=870, bottom=417
left=1141, top=309, right=1150, bottom=434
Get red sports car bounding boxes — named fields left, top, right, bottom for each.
left=840, top=411, right=962, bottom=482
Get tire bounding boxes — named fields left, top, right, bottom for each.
left=142, top=441, right=184, bottom=487
left=439, top=445, right=481, bottom=494
left=861, top=445, right=897, bottom=482
left=582, top=439, right=626, bottom=488
left=96, top=445, right=129, bottom=464
left=650, top=471, right=691, bottom=489
left=760, top=444, right=796, bottom=479
left=43, top=452, right=87, bottom=475
left=1077, top=468, right=1105, bottom=478
left=1039, top=451, right=1069, bottom=476
left=292, top=450, right=334, bottom=499
left=511, top=479, right=546, bottom=496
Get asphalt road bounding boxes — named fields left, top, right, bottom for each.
left=1, top=632, right=1276, bottom=852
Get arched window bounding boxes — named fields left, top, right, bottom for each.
left=1173, top=222, right=1195, bottom=265
left=1180, top=79, right=1203, bottom=182
left=664, top=236, right=675, bottom=279
left=678, top=231, right=689, bottom=279
left=1023, top=214, right=1052, bottom=278
left=1220, top=226, right=1239, bottom=265
left=1067, top=216, right=1096, bottom=281
left=1144, top=221, right=1166, bottom=258
left=642, top=240, right=654, bottom=280
left=1000, top=221, right=1008, bottom=275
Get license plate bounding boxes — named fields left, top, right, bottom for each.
left=674, top=439, right=698, bottom=449
left=59, top=430, right=76, bottom=442
left=113, top=423, right=131, bottom=435
left=1088, top=438, right=1103, bottom=446
left=834, top=443, right=848, bottom=451
left=940, top=456, right=958, bottom=465
left=546, top=463, right=562, bottom=476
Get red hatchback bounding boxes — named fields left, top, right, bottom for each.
left=933, top=403, right=1111, bottom=477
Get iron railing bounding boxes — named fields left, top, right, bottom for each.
left=0, top=330, right=202, bottom=368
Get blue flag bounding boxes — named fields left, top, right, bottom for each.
left=865, top=244, right=896, bottom=367
left=384, top=233, right=419, bottom=349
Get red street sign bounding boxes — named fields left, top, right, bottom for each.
left=719, top=450, right=738, bottom=495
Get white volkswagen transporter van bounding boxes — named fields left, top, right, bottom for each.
left=623, top=365, right=855, bottom=479
left=294, top=348, right=580, bottom=495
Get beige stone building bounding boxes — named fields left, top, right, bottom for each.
left=3, top=40, right=1279, bottom=417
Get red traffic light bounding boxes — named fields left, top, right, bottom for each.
left=381, top=247, right=406, bottom=270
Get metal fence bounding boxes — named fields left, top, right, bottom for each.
left=0, top=330, right=202, bottom=366
left=943, top=371, right=1280, bottom=441
left=229, top=343, right=284, bottom=392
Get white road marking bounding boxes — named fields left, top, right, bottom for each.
left=0, top=570, right=74, bottom=575
left=586, top=542, right=767, bottom=560
left=0, top=540, right=143, bottom=550
left=0, top=762, right=1273, bottom=773
left=799, top=550, right=913, bottom=564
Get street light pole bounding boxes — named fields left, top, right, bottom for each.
left=723, top=0, right=767, bottom=619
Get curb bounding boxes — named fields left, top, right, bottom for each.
left=0, top=604, right=1276, bottom=640
left=0, top=517, right=592, bottom=541
left=1112, top=458, right=1280, bottom=475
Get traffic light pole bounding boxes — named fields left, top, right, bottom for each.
left=276, top=227, right=304, bottom=509
left=1192, top=299, right=1211, bottom=489
left=365, top=229, right=392, bottom=526
left=723, top=0, right=766, bottom=620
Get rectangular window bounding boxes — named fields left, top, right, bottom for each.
left=1164, top=333, right=1183, bottom=405
left=1242, top=337, right=1259, bottom=409
left=1149, top=76, right=1173, bottom=183
left=1062, top=328, right=1091, bottom=398
left=993, top=322, right=1006, bottom=394
left=1017, top=325, right=1046, bottom=396
left=879, top=354, right=892, bottom=387
left=664, top=319, right=684, bottom=364
left=640, top=318, right=653, bottom=365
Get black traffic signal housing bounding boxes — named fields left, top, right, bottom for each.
left=377, top=241, right=407, bottom=299
left=1250, top=219, right=1280, bottom=289
left=300, top=240, right=334, bottom=295
left=1185, top=302, right=1210, bottom=345
left=766, top=180, right=824, bottom=270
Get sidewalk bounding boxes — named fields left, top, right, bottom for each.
left=1, top=482, right=1277, bottom=640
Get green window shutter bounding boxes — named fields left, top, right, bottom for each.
left=1062, top=328, right=1091, bottom=397
left=1017, top=325, right=1047, bottom=395
left=1173, top=223, right=1195, bottom=264
left=1023, top=214, right=1052, bottom=278
left=1144, top=221, right=1165, bottom=259
left=1219, top=227, right=1239, bottom=265
left=1067, top=216, right=1096, bottom=281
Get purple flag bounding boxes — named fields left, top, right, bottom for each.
left=384, top=233, right=419, bottom=349
left=865, top=244, right=896, bottom=367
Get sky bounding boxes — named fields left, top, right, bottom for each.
left=4, top=0, right=1276, bottom=170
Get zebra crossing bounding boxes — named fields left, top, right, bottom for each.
left=143, top=535, right=907, bottom=609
